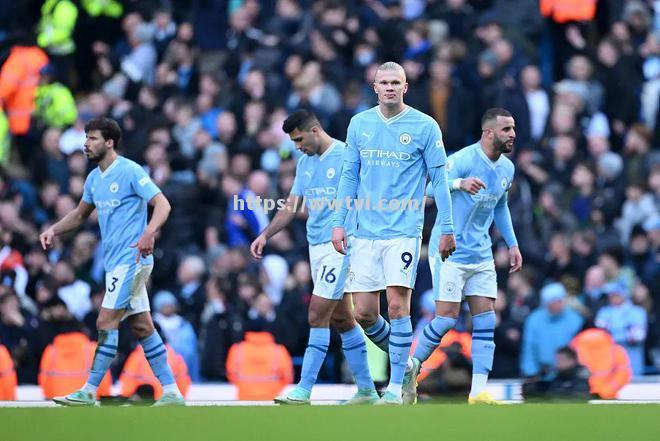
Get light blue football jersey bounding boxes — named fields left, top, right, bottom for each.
left=290, top=140, right=356, bottom=245
left=82, top=156, right=162, bottom=271
left=429, top=142, right=517, bottom=264
left=332, top=106, right=447, bottom=239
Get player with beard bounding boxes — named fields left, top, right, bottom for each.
left=404, top=108, right=523, bottom=404
left=40, top=117, right=184, bottom=406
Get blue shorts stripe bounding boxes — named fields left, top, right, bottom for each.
left=332, top=253, right=350, bottom=299
left=472, top=328, right=495, bottom=333
left=390, top=331, right=413, bottom=337
left=472, top=336, right=494, bottom=341
left=98, top=343, right=116, bottom=350
left=146, top=348, right=167, bottom=360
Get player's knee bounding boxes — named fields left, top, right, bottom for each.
left=354, top=309, right=378, bottom=329
left=130, top=320, right=154, bottom=339
left=308, top=308, right=331, bottom=328
left=387, top=301, right=410, bottom=319
left=96, top=316, right=116, bottom=331
left=330, top=312, right=355, bottom=333
left=436, top=303, right=460, bottom=318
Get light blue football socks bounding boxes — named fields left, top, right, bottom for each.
left=298, top=327, right=330, bottom=392
left=340, top=326, right=375, bottom=391
left=386, top=316, right=413, bottom=396
left=364, top=315, right=391, bottom=353
left=84, top=329, right=118, bottom=392
left=140, top=330, right=177, bottom=387
left=470, top=311, right=496, bottom=397
left=413, top=315, right=457, bottom=362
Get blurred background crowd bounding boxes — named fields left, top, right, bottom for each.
left=0, top=0, right=658, bottom=397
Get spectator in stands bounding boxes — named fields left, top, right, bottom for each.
left=199, top=276, right=244, bottom=381
left=0, top=288, right=41, bottom=383
left=506, top=269, right=538, bottom=326
left=522, top=346, right=591, bottom=401
left=174, top=255, right=207, bottom=332
left=520, top=283, right=584, bottom=379
left=152, top=290, right=199, bottom=381
left=595, top=281, right=648, bottom=375
left=492, top=291, right=522, bottom=378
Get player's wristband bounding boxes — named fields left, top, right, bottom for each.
left=452, top=178, right=462, bottom=190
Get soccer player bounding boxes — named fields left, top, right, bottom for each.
left=331, top=62, right=456, bottom=404
left=408, top=108, right=523, bottom=404
left=39, top=117, right=184, bottom=406
left=250, top=110, right=378, bottom=405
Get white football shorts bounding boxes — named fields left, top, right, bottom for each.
left=348, top=236, right=421, bottom=292
left=309, top=240, right=352, bottom=300
left=102, top=263, right=153, bottom=319
left=428, top=256, right=497, bottom=302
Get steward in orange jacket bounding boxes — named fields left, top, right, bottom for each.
left=38, top=332, right=111, bottom=399
left=226, top=331, right=293, bottom=400
left=411, top=329, right=472, bottom=382
left=0, top=45, right=49, bottom=135
left=570, top=328, right=632, bottom=399
left=0, top=344, right=17, bottom=400
left=119, top=345, right=191, bottom=400
left=540, top=0, right=597, bottom=23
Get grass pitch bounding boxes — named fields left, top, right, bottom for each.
left=1, top=403, right=658, bottom=441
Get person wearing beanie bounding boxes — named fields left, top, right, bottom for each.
left=520, top=282, right=584, bottom=379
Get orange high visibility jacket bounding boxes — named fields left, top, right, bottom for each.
left=540, top=0, right=597, bottom=23
left=38, top=332, right=112, bottom=399
left=0, top=46, right=49, bottom=135
left=410, top=329, right=472, bottom=382
left=570, top=329, right=632, bottom=399
left=119, top=345, right=191, bottom=399
left=226, top=332, right=293, bottom=400
left=0, top=344, right=17, bottom=400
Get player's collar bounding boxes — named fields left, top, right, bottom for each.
left=318, top=139, right=338, bottom=161
left=476, top=142, right=500, bottom=169
left=376, top=105, right=410, bottom=125
left=99, top=156, right=120, bottom=178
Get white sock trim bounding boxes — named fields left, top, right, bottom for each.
left=469, top=373, right=488, bottom=397
left=162, top=383, right=181, bottom=395
left=81, top=382, right=98, bottom=394
left=386, top=383, right=403, bottom=397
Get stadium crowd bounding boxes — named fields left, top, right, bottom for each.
left=0, top=0, right=658, bottom=395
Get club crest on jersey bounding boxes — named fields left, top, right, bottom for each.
left=399, top=133, right=412, bottom=145
left=139, top=177, right=150, bottom=186
left=446, top=160, right=454, bottom=171
left=436, top=139, right=443, bottom=149
left=326, top=167, right=335, bottom=179
left=110, top=182, right=119, bottom=193
left=501, top=178, right=508, bottom=189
